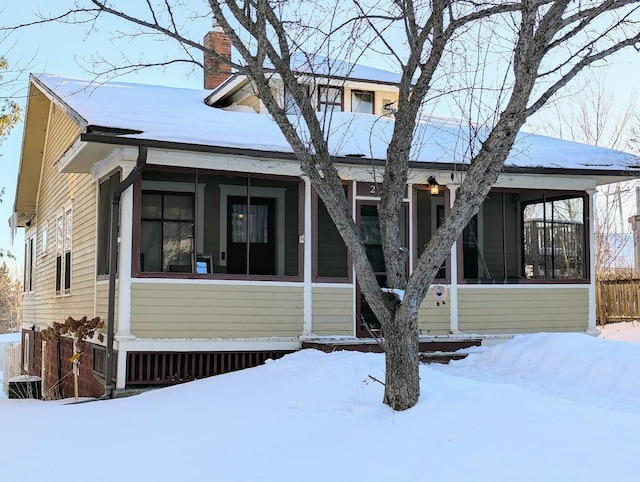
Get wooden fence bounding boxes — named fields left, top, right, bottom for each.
left=596, top=278, right=640, bottom=324
left=2, top=343, right=22, bottom=396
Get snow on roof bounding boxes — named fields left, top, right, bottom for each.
left=33, top=73, right=639, bottom=172
left=279, top=51, right=403, bottom=84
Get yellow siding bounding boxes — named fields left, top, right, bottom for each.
left=458, top=287, right=589, bottom=334
left=29, top=104, right=97, bottom=328
left=130, top=283, right=304, bottom=338
left=312, top=286, right=353, bottom=335
left=418, top=288, right=451, bottom=335
left=95, top=281, right=118, bottom=330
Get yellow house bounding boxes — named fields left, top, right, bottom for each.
left=11, top=38, right=639, bottom=398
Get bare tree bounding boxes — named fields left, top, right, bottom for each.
left=0, top=262, right=21, bottom=332
left=532, top=73, right=639, bottom=276
left=7, top=1, right=640, bottom=410
left=0, top=56, right=21, bottom=259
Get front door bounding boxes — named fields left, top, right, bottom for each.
left=227, top=196, right=276, bottom=275
left=356, top=202, right=408, bottom=337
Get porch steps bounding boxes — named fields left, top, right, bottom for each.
left=301, top=338, right=481, bottom=364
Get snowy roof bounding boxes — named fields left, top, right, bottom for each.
left=275, top=51, right=403, bottom=84
left=33, top=73, right=639, bottom=174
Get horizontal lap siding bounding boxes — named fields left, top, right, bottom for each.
left=95, top=282, right=117, bottom=330
left=31, top=104, right=96, bottom=328
left=458, top=287, right=589, bottom=334
left=312, top=286, right=353, bottom=335
left=130, top=283, right=304, bottom=338
left=418, top=288, right=451, bottom=335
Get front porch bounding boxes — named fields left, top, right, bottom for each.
left=302, top=336, right=482, bottom=363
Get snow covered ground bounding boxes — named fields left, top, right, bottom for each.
left=1, top=325, right=639, bottom=481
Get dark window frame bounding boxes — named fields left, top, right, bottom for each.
left=350, top=90, right=375, bottom=114
left=97, top=171, right=122, bottom=278
left=54, top=204, right=73, bottom=296
left=413, top=185, right=450, bottom=283
left=132, top=167, right=304, bottom=282
left=311, top=183, right=353, bottom=283
left=23, top=235, right=35, bottom=293
left=317, top=85, right=344, bottom=113
left=457, top=188, right=589, bottom=284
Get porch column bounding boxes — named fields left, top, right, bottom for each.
left=587, top=189, right=598, bottom=335
left=447, top=182, right=460, bottom=334
left=302, top=176, right=313, bottom=336
left=630, top=213, right=640, bottom=274
left=115, top=184, right=134, bottom=341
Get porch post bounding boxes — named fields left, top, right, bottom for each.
left=114, top=184, right=135, bottom=390
left=447, top=183, right=460, bottom=334
left=587, top=189, right=599, bottom=335
left=115, top=184, right=134, bottom=341
left=302, top=176, right=313, bottom=336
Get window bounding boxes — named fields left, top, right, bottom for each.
left=522, top=195, right=585, bottom=279
left=351, top=90, right=374, bottom=114
left=55, top=204, right=73, bottom=295
left=461, top=190, right=586, bottom=282
left=318, top=86, right=343, bottom=113
left=314, top=187, right=349, bottom=280
left=97, top=172, right=121, bottom=275
left=23, top=235, right=34, bottom=292
left=41, top=224, right=48, bottom=256
left=23, top=332, right=30, bottom=372
left=137, top=170, right=300, bottom=278
left=415, top=187, right=447, bottom=280
left=283, top=85, right=308, bottom=116
left=141, top=191, right=195, bottom=273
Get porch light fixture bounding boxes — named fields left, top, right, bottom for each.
left=428, top=176, right=440, bottom=195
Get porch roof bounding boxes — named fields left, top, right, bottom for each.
left=30, top=73, right=640, bottom=177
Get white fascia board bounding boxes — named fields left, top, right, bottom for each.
left=205, top=75, right=252, bottom=105
left=146, top=148, right=303, bottom=177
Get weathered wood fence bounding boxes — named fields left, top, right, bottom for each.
left=597, top=278, right=640, bottom=324
left=2, top=343, right=22, bottom=396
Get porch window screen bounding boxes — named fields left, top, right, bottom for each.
left=315, top=192, right=349, bottom=279
left=522, top=195, right=585, bottom=279
left=97, top=172, right=121, bottom=275
left=137, top=170, right=300, bottom=278
left=461, top=190, right=586, bottom=282
left=140, top=192, right=195, bottom=273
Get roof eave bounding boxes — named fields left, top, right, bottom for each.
left=78, top=133, right=639, bottom=180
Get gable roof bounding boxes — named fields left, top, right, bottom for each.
left=29, top=73, right=640, bottom=176
left=205, top=52, right=404, bottom=105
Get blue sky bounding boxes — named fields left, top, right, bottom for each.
left=1, top=1, right=639, bottom=275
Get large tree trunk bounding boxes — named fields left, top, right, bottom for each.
left=382, top=300, right=421, bottom=410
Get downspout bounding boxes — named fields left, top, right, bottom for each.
left=103, top=146, right=148, bottom=398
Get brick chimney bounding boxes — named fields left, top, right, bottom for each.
left=204, top=24, right=232, bottom=90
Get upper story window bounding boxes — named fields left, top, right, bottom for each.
left=351, top=90, right=374, bottom=114
left=283, top=85, right=309, bottom=116
left=318, top=86, right=343, bottom=113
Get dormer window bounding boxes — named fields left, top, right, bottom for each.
left=284, top=85, right=309, bottom=116
left=318, top=86, right=343, bottom=113
left=351, top=90, right=374, bottom=114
